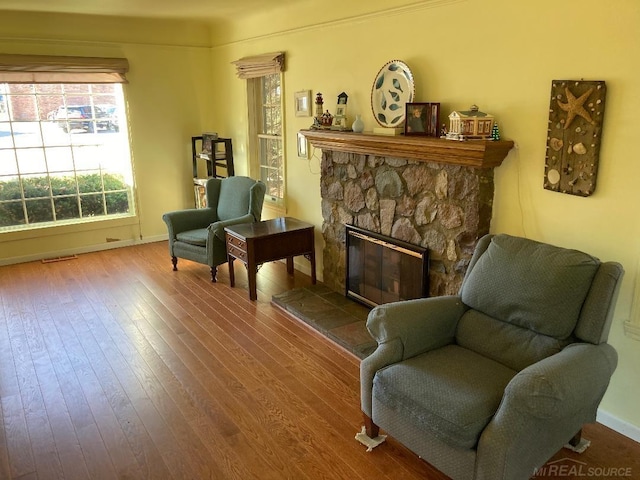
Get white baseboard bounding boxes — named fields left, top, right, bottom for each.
left=0, top=234, right=168, bottom=267
left=597, top=409, right=640, bottom=443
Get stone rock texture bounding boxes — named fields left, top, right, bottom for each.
left=320, top=150, right=494, bottom=297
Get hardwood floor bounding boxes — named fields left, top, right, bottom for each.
left=0, top=241, right=638, bottom=479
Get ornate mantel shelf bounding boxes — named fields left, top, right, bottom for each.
left=301, top=129, right=514, bottom=168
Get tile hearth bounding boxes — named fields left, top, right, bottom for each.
left=271, top=284, right=376, bottom=359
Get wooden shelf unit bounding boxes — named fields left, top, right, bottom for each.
left=191, top=136, right=235, bottom=179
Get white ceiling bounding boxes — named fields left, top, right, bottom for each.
left=0, top=0, right=301, bottom=21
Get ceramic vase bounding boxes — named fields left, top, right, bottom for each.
left=352, top=114, right=364, bottom=133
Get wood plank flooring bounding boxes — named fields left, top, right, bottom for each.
left=0, top=241, right=638, bottom=479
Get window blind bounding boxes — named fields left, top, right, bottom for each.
left=232, top=52, right=284, bottom=79
left=0, top=53, right=129, bottom=83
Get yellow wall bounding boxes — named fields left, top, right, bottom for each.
left=0, top=11, right=214, bottom=261
left=209, top=0, right=640, bottom=433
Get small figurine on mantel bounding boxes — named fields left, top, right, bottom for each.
left=315, top=92, right=324, bottom=117
left=491, top=122, right=501, bottom=141
left=331, top=92, right=351, bottom=130
left=445, top=104, right=495, bottom=141
left=312, top=92, right=324, bottom=128
left=321, top=110, right=333, bottom=127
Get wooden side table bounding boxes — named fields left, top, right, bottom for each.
left=225, top=217, right=317, bottom=300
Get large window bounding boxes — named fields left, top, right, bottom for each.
left=0, top=82, right=133, bottom=231
left=249, top=73, right=284, bottom=208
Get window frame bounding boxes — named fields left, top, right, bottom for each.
left=247, top=73, right=286, bottom=211
left=0, top=81, right=135, bottom=232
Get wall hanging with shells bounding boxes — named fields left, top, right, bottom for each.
left=544, top=80, right=606, bottom=197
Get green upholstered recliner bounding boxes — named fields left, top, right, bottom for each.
left=162, top=176, right=266, bottom=282
left=361, top=234, right=623, bottom=480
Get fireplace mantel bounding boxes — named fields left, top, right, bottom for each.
left=301, top=129, right=514, bottom=168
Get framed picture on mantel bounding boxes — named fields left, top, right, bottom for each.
left=405, top=102, right=440, bottom=137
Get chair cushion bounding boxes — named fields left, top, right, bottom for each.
left=373, top=344, right=517, bottom=449
left=176, top=228, right=208, bottom=247
left=460, top=234, right=600, bottom=339
left=217, top=177, right=255, bottom=221
left=456, top=309, right=570, bottom=371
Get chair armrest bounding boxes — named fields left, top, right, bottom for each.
left=162, top=208, right=217, bottom=238
left=360, top=296, right=466, bottom=416
left=367, top=295, right=466, bottom=360
left=502, top=342, right=617, bottom=419
left=208, top=213, right=256, bottom=242
left=475, top=343, right=618, bottom=480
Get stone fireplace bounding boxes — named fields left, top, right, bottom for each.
left=303, top=130, right=513, bottom=298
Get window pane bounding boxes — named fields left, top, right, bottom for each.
left=45, top=147, right=74, bottom=172
left=0, top=176, right=21, bottom=200
left=103, top=173, right=127, bottom=191
left=259, top=136, right=283, bottom=199
left=0, top=200, right=25, bottom=227
left=0, top=149, right=18, bottom=175
left=12, top=122, right=43, bottom=148
left=54, top=196, right=80, bottom=220
left=261, top=74, right=281, bottom=136
left=64, top=84, right=90, bottom=94
left=77, top=171, right=103, bottom=194
left=38, top=94, right=64, bottom=121
left=0, top=122, right=13, bottom=149
left=9, top=85, right=35, bottom=95
left=35, top=84, right=63, bottom=95
left=80, top=193, right=105, bottom=217
left=42, top=120, right=69, bottom=146
left=73, top=145, right=102, bottom=170
left=9, top=96, right=38, bottom=122
left=50, top=172, right=77, bottom=196
left=25, top=198, right=54, bottom=223
left=22, top=174, right=51, bottom=199
left=17, top=148, right=46, bottom=174
left=106, top=191, right=130, bottom=214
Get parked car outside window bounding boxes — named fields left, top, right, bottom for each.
left=53, top=104, right=116, bottom=133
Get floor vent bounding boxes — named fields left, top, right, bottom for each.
left=41, top=254, right=78, bottom=264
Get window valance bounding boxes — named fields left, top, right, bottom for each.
left=0, top=54, right=129, bottom=83
left=232, top=52, right=284, bottom=79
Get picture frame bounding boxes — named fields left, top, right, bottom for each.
left=297, top=132, right=309, bottom=158
left=404, top=102, right=440, bottom=137
left=193, top=178, right=208, bottom=208
left=332, top=117, right=347, bottom=129
left=295, top=90, right=312, bottom=117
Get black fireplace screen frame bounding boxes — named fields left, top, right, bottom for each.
left=345, top=224, right=429, bottom=308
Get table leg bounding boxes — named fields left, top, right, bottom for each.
left=248, top=261, right=257, bottom=301
left=309, top=250, right=317, bottom=285
left=286, top=257, right=294, bottom=275
left=228, top=257, right=235, bottom=287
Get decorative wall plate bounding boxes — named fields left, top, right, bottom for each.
left=371, top=60, right=415, bottom=128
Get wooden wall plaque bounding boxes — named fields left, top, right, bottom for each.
left=544, top=80, right=606, bottom=197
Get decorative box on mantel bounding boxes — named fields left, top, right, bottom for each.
left=302, top=128, right=515, bottom=299
left=300, top=129, right=513, bottom=168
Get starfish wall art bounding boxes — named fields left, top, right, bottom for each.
left=544, top=80, right=606, bottom=197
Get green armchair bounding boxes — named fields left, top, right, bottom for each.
left=361, top=234, right=623, bottom=480
left=162, top=176, right=266, bottom=282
